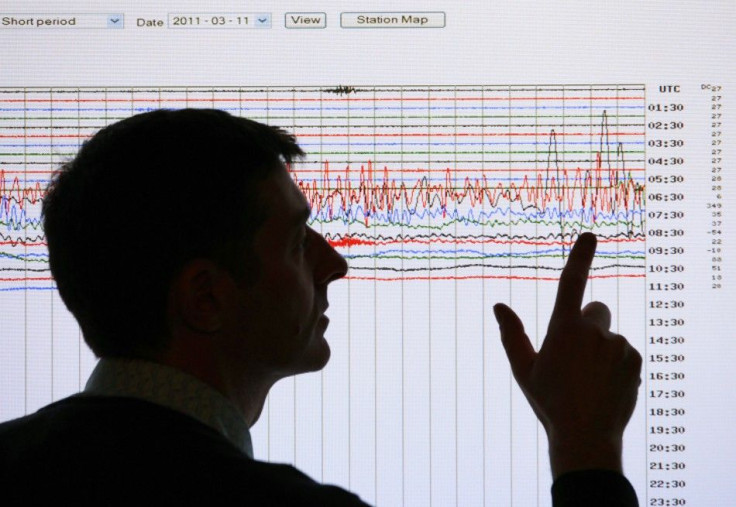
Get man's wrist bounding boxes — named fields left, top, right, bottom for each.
left=548, top=432, right=623, bottom=479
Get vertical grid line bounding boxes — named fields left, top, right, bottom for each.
left=534, top=85, right=540, bottom=506
left=23, top=87, right=28, bottom=414
left=616, top=86, right=621, bottom=328
left=49, top=88, right=54, bottom=402
left=453, top=84, right=459, bottom=507
left=265, top=86, right=271, bottom=462
left=399, top=84, right=408, bottom=507
left=292, top=87, right=298, bottom=467
left=372, top=85, right=378, bottom=503
left=346, top=88, right=352, bottom=490
left=481, top=84, right=487, bottom=507
left=507, top=84, right=513, bottom=506
left=319, top=86, right=325, bottom=483
left=426, top=84, right=432, bottom=507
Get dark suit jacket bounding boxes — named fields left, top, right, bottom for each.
left=0, top=395, right=368, bottom=505
left=0, top=395, right=637, bottom=506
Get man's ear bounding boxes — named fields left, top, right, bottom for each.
left=169, top=259, right=227, bottom=334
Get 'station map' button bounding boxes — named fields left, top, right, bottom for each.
left=341, top=12, right=445, bottom=28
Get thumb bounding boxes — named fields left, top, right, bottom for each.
left=494, top=303, right=536, bottom=383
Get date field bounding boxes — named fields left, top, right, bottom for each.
left=167, top=13, right=271, bottom=29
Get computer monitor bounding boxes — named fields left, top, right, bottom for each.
left=1, top=2, right=733, bottom=504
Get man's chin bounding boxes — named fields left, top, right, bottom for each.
left=303, top=335, right=331, bottom=372
left=286, top=333, right=331, bottom=376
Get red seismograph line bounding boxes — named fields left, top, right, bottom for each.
left=294, top=149, right=644, bottom=227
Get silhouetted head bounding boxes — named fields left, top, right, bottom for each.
left=43, top=109, right=304, bottom=358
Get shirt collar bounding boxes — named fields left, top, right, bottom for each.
left=84, top=357, right=253, bottom=458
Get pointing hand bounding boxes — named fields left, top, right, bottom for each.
left=494, top=232, right=642, bottom=478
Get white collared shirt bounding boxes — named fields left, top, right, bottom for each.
left=84, top=358, right=253, bottom=458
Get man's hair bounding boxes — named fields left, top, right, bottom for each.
left=42, top=109, right=304, bottom=358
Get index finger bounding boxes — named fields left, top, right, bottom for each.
left=550, top=232, right=597, bottom=322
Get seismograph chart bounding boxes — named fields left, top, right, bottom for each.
left=0, top=85, right=646, bottom=289
left=0, top=85, right=648, bottom=505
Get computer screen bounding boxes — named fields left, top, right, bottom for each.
left=1, top=1, right=734, bottom=505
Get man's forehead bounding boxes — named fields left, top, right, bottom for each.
left=259, top=165, right=311, bottom=223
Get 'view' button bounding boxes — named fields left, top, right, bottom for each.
left=285, top=12, right=326, bottom=29
left=341, top=12, right=445, bottom=28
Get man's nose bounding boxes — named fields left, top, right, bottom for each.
left=315, top=232, right=348, bottom=285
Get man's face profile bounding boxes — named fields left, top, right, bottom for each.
left=221, top=164, right=348, bottom=380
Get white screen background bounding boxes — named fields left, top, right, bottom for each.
left=1, top=2, right=734, bottom=505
